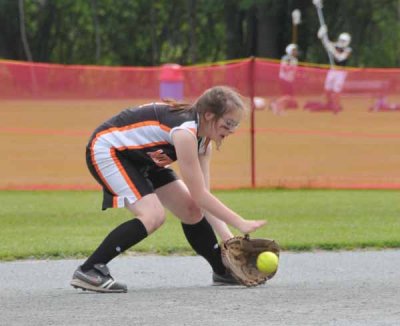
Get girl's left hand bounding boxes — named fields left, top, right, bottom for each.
left=238, top=219, right=267, bottom=234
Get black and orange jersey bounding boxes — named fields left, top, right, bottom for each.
left=87, top=103, right=208, bottom=170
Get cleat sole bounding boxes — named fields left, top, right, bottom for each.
left=70, top=279, right=127, bottom=293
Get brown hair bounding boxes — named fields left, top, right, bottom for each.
left=165, top=86, right=247, bottom=149
left=193, top=85, right=247, bottom=119
left=162, top=98, right=191, bottom=110
left=165, top=86, right=247, bottom=118
left=197, top=86, right=247, bottom=149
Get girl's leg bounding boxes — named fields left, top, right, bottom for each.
left=81, top=194, right=165, bottom=271
left=74, top=148, right=166, bottom=292
left=155, top=180, right=227, bottom=276
left=71, top=194, right=166, bottom=293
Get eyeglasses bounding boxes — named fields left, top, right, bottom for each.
left=221, top=117, right=240, bottom=131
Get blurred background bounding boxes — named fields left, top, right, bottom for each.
left=0, top=0, right=399, bottom=191
left=1, top=0, right=399, bottom=67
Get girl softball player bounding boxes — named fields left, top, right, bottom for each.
left=70, top=86, right=266, bottom=293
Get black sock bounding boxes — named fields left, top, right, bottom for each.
left=81, top=218, right=148, bottom=272
left=181, top=217, right=226, bottom=275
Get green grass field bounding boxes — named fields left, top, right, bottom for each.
left=0, top=189, right=399, bottom=261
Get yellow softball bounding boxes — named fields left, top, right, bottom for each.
left=256, top=251, right=279, bottom=274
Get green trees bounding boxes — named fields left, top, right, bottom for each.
left=0, top=0, right=398, bottom=67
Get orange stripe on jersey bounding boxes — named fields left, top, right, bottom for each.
left=110, top=148, right=142, bottom=199
left=95, top=121, right=171, bottom=140
left=114, top=140, right=169, bottom=151
left=90, top=148, right=117, bottom=196
left=113, top=196, right=118, bottom=208
left=89, top=121, right=172, bottom=192
left=160, top=124, right=172, bottom=133
left=188, top=128, right=197, bottom=136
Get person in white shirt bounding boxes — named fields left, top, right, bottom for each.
left=270, top=43, right=299, bottom=115
left=318, top=24, right=352, bottom=113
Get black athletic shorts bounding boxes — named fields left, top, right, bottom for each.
left=86, top=148, right=178, bottom=210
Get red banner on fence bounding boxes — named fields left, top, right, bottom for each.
left=1, top=58, right=399, bottom=190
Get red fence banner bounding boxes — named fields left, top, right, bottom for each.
left=1, top=58, right=399, bottom=190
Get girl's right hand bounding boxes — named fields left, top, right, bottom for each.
left=238, top=219, right=267, bottom=234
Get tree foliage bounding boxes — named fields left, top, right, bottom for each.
left=0, top=0, right=398, bottom=67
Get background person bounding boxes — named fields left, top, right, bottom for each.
left=70, top=86, right=266, bottom=293
left=317, top=24, right=352, bottom=113
left=369, top=78, right=400, bottom=112
left=269, top=43, right=299, bottom=115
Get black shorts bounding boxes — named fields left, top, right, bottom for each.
left=86, top=148, right=178, bottom=210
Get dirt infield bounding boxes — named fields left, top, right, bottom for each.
left=1, top=96, right=399, bottom=189
left=1, top=250, right=399, bottom=326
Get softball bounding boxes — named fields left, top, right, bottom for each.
left=256, top=251, right=279, bottom=274
left=253, top=96, right=266, bottom=110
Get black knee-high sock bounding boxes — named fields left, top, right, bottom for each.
left=181, top=217, right=226, bottom=275
left=81, top=218, right=148, bottom=272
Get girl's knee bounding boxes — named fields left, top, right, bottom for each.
left=182, top=201, right=202, bottom=224
left=153, top=211, right=166, bottom=229
left=137, top=207, right=166, bottom=233
left=126, top=195, right=166, bottom=233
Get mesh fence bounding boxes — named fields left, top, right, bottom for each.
left=1, top=58, right=399, bottom=190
